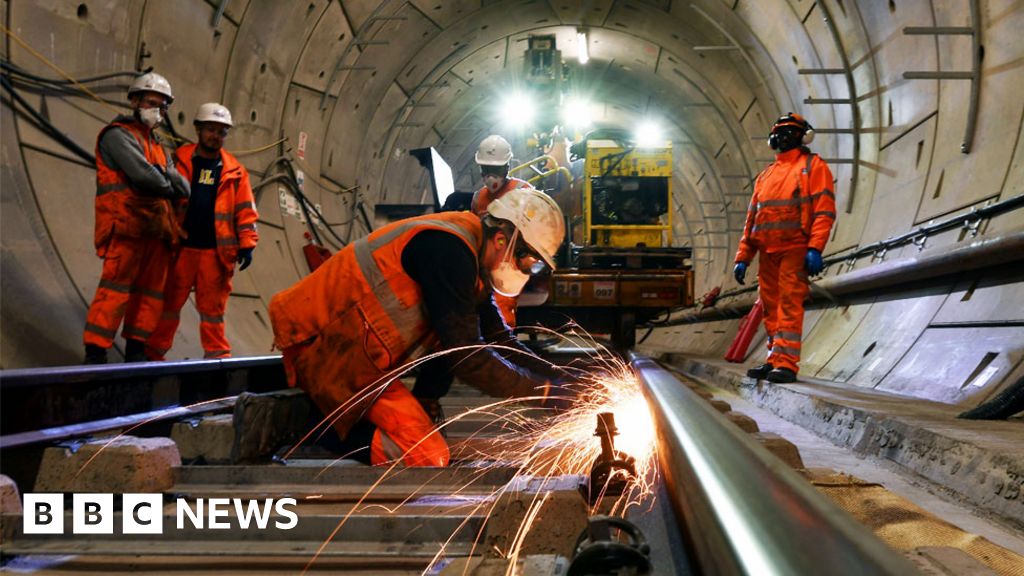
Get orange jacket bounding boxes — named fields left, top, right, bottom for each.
left=470, top=176, right=531, bottom=215
left=735, top=149, right=836, bottom=263
left=93, top=120, right=180, bottom=255
left=270, top=212, right=498, bottom=437
left=174, top=144, right=259, bottom=268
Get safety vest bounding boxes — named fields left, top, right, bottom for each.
left=93, top=118, right=181, bottom=255
left=735, top=149, right=836, bottom=262
left=173, top=144, right=259, bottom=268
left=470, top=176, right=531, bottom=215
left=270, top=211, right=485, bottom=375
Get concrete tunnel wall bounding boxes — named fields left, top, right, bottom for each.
left=1, top=1, right=1021, bottom=409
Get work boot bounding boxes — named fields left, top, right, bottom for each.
left=415, top=397, right=447, bottom=438
left=84, top=344, right=108, bottom=365
left=124, top=338, right=147, bottom=362
left=766, top=368, right=797, bottom=383
left=746, top=363, right=773, bottom=379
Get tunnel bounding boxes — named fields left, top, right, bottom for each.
left=0, top=1, right=1022, bottom=573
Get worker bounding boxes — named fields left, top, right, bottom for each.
left=83, top=72, right=189, bottom=364
left=413, top=135, right=537, bottom=425
left=733, top=113, right=836, bottom=383
left=269, top=187, right=571, bottom=467
left=145, top=103, right=259, bottom=360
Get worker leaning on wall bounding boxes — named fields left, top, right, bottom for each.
left=83, top=72, right=190, bottom=364
left=733, top=113, right=836, bottom=383
left=145, top=103, right=259, bottom=360
left=269, top=187, right=576, bottom=467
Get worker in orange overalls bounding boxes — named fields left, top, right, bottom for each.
left=146, top=103, right=259, bottom=360
left=84, top=72, right=189, bottom=364
left=734, top=113, right=836, bottom=383
left=269, top=187, right=572, bottom=466
left=413, top=135, right=536, bottom=423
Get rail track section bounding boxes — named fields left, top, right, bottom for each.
left=0, top=354, right=913, bottom=574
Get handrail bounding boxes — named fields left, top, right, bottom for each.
left=630, top=354, right=916, bottom=575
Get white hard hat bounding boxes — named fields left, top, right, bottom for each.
left=486, top=186, right=565, bottom=269
left=475, top=134, right=513, bottom=166
left=194, top=103, right=233, bottom=126
left=128, top=72, right=174, bottom=103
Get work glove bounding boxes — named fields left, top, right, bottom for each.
left=236, top=247, right=254, bottom=271
left=733, top=262, right=748, bottom=285
left=543, top=377, right=579, bottom=413
left=805, top=248, right=823, bottom=276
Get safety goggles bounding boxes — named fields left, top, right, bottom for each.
left=480, top=164, right=509, bottom=177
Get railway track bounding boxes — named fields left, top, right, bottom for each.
left=0, top=349, right=912, bottom=574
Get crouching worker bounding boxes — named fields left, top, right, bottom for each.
left=269, top=187, right=572, bottom=467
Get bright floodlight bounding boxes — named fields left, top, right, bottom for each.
left=577, top=31, right=589, bottom=64
left=562, top=98, right=593, bottom=128
left=501, top=92, right=536, bottom=129
left=635, top=120, right=663, bottom=147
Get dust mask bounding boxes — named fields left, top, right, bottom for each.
left=483, top=174, right=504, bottom=194
left=138, top=107, right=162, bottom=128
left=489, top=230, right=530, bottom=297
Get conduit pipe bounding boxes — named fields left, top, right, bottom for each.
left=631, top=354, right=916, bottom=575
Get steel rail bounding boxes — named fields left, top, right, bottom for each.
left=630, top=354, right=916, bottom=575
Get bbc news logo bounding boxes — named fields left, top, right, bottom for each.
left=23, top=494, right=298, bottom=534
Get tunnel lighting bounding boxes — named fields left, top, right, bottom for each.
left=577, top=31, right=589, bottom=65
left=561, top=98, right=593, bottom=128
left=635, top=120, right=663, bottom=147
left=501, top=92, right=536, bottom=130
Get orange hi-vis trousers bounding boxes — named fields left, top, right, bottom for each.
left=757, top=247, right=810, bottom=373
left=147, top=247, right=232, bottom=360
left=84, top=235, right=171, bottom=348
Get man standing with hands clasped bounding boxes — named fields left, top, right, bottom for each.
left=733, top=113, right=836, bottom=383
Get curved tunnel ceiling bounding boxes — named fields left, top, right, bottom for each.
left=1, top=0, right=1021, bottom=367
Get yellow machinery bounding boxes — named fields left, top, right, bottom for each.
left=520, top=136, right=694, bottom=348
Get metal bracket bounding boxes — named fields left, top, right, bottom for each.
left=913, top=234, right=928, bottom=251
left=962, top=214, right=982, bottom=237
left=871, top=247, right=887, bottom=262
left=901, top=0, right=981, bottom=153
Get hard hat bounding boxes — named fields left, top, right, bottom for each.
left=486, top=186, right=565, bottom=270
left=475, top=135, right=513, bottom=166
left=128, top=72, right=174, bottom=104
left=770, top=112, right=815, bottom=145
left=194, top=103, right=233, bottom=126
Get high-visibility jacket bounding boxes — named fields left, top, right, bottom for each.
left=735, top=149, right=836, bottom=263
left=269, top=212, right=490, bottom=438
left=173, top=144, right=259, bottom=269
left=93, top=119, right=181, bottom=256
left=470, top=176, right=532, bottom=326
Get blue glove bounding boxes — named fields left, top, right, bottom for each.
left=733, top=262, right=748, bottom=285
left=236, top=247, right=254, bottom=271
left=805, top=248, right=823, bottom=276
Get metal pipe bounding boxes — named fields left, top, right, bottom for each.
left=630, top=354, right=916, bottom=575
left=654, top=230, right=1024, bottom=326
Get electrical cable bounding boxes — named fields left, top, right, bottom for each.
left=1, top=74, right=95, bottom=164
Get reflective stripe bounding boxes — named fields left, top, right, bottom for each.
left=751, top=220, right=802, bottom=232
left=811, top=190, right=835, bottom=200
left=99, top=279, right=131, bottom=294
left=770, top=345, right=801, bottom=357
left=813, top=211, right=836, bottom=219
left=123, top=326, right=152, bottom=339
left=234, top=201, right=255, bottom=212
left=132, top=286, right=164, bottom=301
left=378, top=429, right=404, bottom=461
left=217, top=237, right=240, bottom=247
left=85, top=322, right=117, bottom=338
left=214, top=213, right=233, bottom=221
left=354, top=218, right=479, bottom=341
left=757, top=196, right=806, bottom=209
left=776, top=331, right=802, bottom=343
left=199, top=313, right=224, bottom=324
left=96, top=183, right=128, bottom=196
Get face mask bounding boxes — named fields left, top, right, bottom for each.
left=138, top=107, right=162, bottom=128
left=483, top=174, right=504, bottom=193
left=489, top=232, right=530, bottom=297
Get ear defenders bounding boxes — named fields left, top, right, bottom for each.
left=768, top=112, right=815, bottom=149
